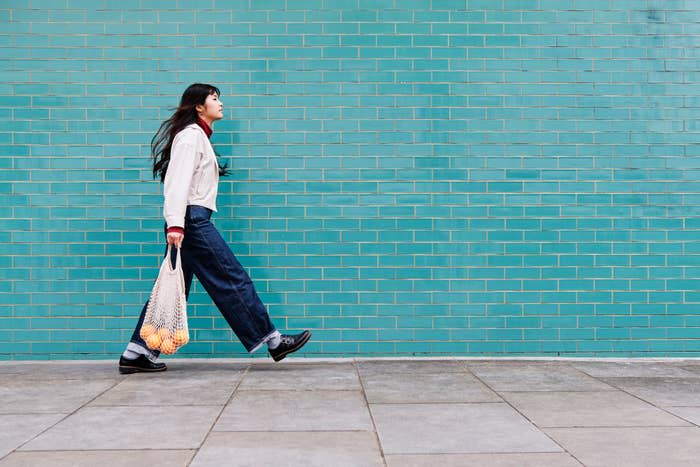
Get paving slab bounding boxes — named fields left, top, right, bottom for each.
left=215, top=390, right=373, bottom=431
left=466, top=362, right=615, bottom=392
left=360, top=371, right=501, bottom=403
left=0, top=362, right=124, bottom=381
left=158, top=360, right=250, bottom=373
left=0, top=414, right=65, bottom=458
left=0, top=379, right=117, bottom=414
left=501, top=390, right=692, bottom=427
left=664, top=406, right=700, bottom=425
left=239, top=363, right=361, bottom=390
left=599, top=377, right=700, bottom=407
left=19, top=405, right=221, bottom=451
left=679, top=363, right=700, bottom=376
left=545, top=426, right=700, bottom=467
left=385, top=452, right=582, bottom=467
left=356, top=360, right=468, bottom=375
left=370, top=402, right=562, bottom=455
left=0, top=450, right=194, bottom=467
left=190, top=431, right=384, bottom=467
left=88, top=370, right=244, bottom=406
left=571, top=361, right=699, bottom=378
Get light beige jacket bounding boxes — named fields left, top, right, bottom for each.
left=163, top=123, right=219, bottom=228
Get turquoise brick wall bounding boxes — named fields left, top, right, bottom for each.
left=1, top=0, right=699, bottom=360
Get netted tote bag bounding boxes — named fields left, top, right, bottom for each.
left=140, top=244, right=189, bottom=354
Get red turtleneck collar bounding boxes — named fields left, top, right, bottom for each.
left=196, top=117, right=212, bottom=139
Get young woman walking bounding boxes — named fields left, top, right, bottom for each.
left=119, top=83, right=311, bottom=374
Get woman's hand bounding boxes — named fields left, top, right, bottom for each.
left=167, top=232, right=184, bottom=249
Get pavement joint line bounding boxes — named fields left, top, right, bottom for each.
left=569, top=364, right=700, bottom=428
left=0, top=377, right=125, bottom=463
left=185, top=362, right=252, bottom=467
left=463, top=361, right=587, bottom=466
left=2, top=356, right=700, bottom=364
left=353, top=359, right=388, bottom=467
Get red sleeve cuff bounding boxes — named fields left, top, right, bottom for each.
left=167, top=226, right=184, bottom=235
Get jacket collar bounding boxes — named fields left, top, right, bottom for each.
left=187, top=122, right=210, bottom=140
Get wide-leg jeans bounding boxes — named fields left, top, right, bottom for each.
left=128, top=205, right=277, bottom=357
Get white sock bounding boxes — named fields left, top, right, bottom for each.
left=122, top=349, right=141, bottom=360
left=123, top=342, right=158, bottom=362
left=267, top=331, right=282, bottom=349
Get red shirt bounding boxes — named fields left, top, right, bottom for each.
left=196, top=117, right=212, bottom=139
left=166, top=118, right=213, bottom=236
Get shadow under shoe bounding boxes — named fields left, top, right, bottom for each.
left=118, top=354, right=167, bottom=374
left=269, top=330, right=312, bottom=362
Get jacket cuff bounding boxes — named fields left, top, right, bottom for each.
left=167, top=226, right=184, bottom=235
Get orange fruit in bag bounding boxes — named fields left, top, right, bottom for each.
left=174, top=329, right=189, bottom=346
left=157, top=328, right=171, bottom=340
left=160, top=338, right=177, bottom=355
left=145, top=333, right=162, bottom=350
left=139, top=324, right=156, bottom=340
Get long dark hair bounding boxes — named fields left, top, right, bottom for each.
left=151, top=83, right=229, bottom=183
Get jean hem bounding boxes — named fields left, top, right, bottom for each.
left=126, top=341, right=159, bottom=362
left=247, top=329, right=279, bottom=354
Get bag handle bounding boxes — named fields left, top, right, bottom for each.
left=164, top=244, right=182, bottom=275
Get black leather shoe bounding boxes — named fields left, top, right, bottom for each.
left=118, top=354, right=167, bottom=374
left=269, top=330, right=312, bottom=362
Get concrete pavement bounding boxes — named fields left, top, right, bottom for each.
left=0, top=357, right=699, bottom=466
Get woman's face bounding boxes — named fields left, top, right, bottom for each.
left=196, top=92, right=224, bottom=122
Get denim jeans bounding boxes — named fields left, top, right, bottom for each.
left=129, top=205, right=278, bottom=356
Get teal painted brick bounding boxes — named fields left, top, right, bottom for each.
left=469, top=342, right=505, bottom=353
left=2, top=2, right=699, bottom=359
left=358, top=341, right=395, bottom=353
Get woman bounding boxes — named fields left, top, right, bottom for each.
left=119, top=83, right=311, bottom=374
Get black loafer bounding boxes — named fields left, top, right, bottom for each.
left=269, top=330, right=312, bottom=362
left=118, top=354, right=167, bottom=374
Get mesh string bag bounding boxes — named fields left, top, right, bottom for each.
left=139, top=244, right=189, bottom=354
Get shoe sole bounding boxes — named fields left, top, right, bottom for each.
left=118, top=365, right=167, bottom=375
left=272, top=331, right=312, bottom=362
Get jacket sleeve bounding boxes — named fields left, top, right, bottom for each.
left=163, top=133, right=198, bottom=229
